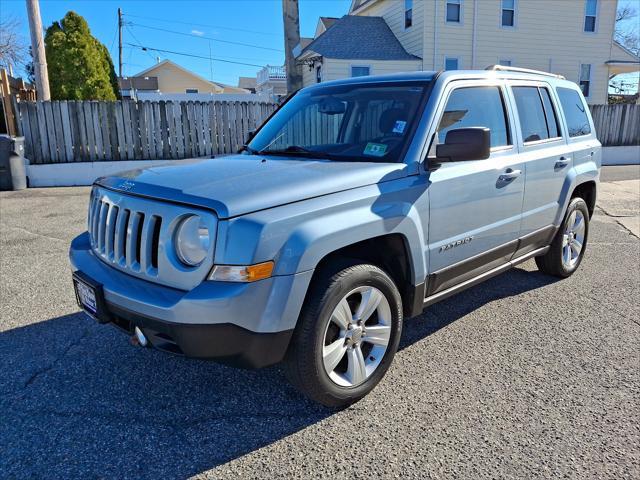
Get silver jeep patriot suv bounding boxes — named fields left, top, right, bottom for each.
left=70, top=67, right=600, bottom=407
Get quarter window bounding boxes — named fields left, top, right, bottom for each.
left=405, top=0, right=413, bottom=28
left=579, top=64, right=591, bottom=97
left=501, top=0, right=515, bottom=27
left=446, top=0, right=462, bottom=23
left=512, top=86, right=554, bottom=143
left=437, top=86, right=510, bottom=148
left=445, top=57, right=459, bottom=70
left=556, top=87, right=592, bottom=137
left=539, top=88, right=561, bottom=138
left=584, top=0, right=597, bottom=32
left=351, top=66, right=370, bottom=77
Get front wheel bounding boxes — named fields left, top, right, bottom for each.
left=536, top=197, right=590, bottom=277
left=284, top=264, right=403, bottom=408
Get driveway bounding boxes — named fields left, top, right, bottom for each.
left=1, top=167, right=638, bottom=479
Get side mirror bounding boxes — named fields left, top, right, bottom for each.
left=435, top=127, right=491, bottom=162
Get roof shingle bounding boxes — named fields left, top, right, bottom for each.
left=301, top=15, right=421, bottom=61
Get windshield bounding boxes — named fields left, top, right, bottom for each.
left=247, top=82, right=429, bottom=163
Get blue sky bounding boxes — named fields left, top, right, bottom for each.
left=1, top=0, right=638, bottom=89
left=1, top=0, right=352, bottom=85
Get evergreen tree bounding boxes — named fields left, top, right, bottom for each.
left=45, top=11, right=118, bottom=100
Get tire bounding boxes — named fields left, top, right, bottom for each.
left=284, top=263, right=403, bottom=408
left=535, top=197, right=590, bottom=278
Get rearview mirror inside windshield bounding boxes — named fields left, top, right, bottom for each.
left=318, top=96, right=347, bottom=115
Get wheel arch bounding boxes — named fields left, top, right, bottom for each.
left=308, top=233, right=424, bottom=319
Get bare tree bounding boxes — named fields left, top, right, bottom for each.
left=615, top=3, right=639, bottom=56
left=0, top=16, right=28, bottom=71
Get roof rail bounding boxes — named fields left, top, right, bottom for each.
left=485, top=64, right=565, bottom=80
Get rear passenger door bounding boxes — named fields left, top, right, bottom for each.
left=425, top=81, right=524, bottom=297
left=509, top=83, right=572, bottom=255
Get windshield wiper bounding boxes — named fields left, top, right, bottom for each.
left=239, top=144, right=259, bottom=155
left=259, top=145, right=326, bottom=158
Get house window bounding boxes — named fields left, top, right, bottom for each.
left=445, top=57, right=459, bottom=70
left=186, top=88, right=198, bottom=94
left=584, top=0, right=597, bottom=32
left=405, top=0, right=413, bottom=28
left=446, top=0, right=462, bottom=23
left=579, top=64, right=591, bottom=97
left=499, top=59, right=512, bottom=66
left=501, top=0, right=515, bottom=27
left=316, top=65, right=322, bottom=83
left=351, top=65, right=370, bottom=77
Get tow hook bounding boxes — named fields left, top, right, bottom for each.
left=130, top=326, right=149, bottom=347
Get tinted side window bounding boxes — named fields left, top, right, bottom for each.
left=557, top=87, right=592, bottom=137
left=437, top=86, right=510, bottom=148
left=512, top=86, right=549, bottom=142
left=539, top=88, right=561, bottom=138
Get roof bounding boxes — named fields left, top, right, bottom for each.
left=609, top=41, right=640, bottom=63
left=133, top=59, right=249, bottom=93
left=300, top=15, right=421, bottom=61
left=118, top=76, right=159, bottom=90
left=349, top=0, right=378, bottom=14
left=304, top=69, right=580, bottom=90
left=237, top=77, right=257, bottom=89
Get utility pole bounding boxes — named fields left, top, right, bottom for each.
left=118, top=7, right=123, bottom=78
left=25, top=0, right=50, bottom=100
left=282, top=0, right=302, bottom=93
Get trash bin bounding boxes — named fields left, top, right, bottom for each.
left=0, top=135, right=27, bottom=191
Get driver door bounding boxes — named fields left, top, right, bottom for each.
left=425, top=80, right=524, bottom=297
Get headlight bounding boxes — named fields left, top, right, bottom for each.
left=174, top=215, right=211, bottom=266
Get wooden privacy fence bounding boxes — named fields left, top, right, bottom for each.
left=16, top=99, right=277, bottom=164
left=590, top=104, right=640, bottom=147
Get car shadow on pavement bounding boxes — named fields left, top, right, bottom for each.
left=0, top=266, right=557, bottom=479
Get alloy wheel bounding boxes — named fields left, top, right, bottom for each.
left=322, top=286, right=392, bottom=387
left=562, top=209, right=585, bottom=268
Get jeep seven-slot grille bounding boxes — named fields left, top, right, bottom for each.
left=89, top=194, right=162, bottom=275
left=87, top=186, right=217, bottom=291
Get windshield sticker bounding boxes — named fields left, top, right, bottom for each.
left=364, top=143, right=388, bottom=157
left=392, top=120, right=407, bottom=134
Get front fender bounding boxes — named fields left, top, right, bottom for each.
left=215, top=176, right=429, bottom=285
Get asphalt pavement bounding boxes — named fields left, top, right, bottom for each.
left=0, top=166, right=638, bottom=479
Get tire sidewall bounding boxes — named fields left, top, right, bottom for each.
left=310, top=266, right=403, bottom=403
left=557, top=198, right=590, bottom=275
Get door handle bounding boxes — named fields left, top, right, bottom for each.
left=555, top=157, right=570, bottom=169
left=498, top=169, right=522, bottom=182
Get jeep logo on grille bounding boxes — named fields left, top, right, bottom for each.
left=118, top=181, right=135, bottom=191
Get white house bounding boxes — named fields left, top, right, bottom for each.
left=297, top=0, right=640, bottom=104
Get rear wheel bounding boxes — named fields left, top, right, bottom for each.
left=536, top=197, right=590, bottom=277
left=284, top=263, right=403, bottom=408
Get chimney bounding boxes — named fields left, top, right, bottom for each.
left=282, top=0, right=302, bottom=93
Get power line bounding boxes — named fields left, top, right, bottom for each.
left=129, top=23, right=283, bottom=53
left=126, top=43, right=266, bottom=68
left=126, top=25, right=156, bottom=63
left=123, top=12, right=279, bottom=37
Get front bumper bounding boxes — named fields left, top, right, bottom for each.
left=70, top=232, right=313, bottom=368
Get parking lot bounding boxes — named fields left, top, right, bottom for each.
left=1, top=167, right=638, bottom=479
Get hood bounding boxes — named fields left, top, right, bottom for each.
left=95, top=155, right=407, bottom=218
